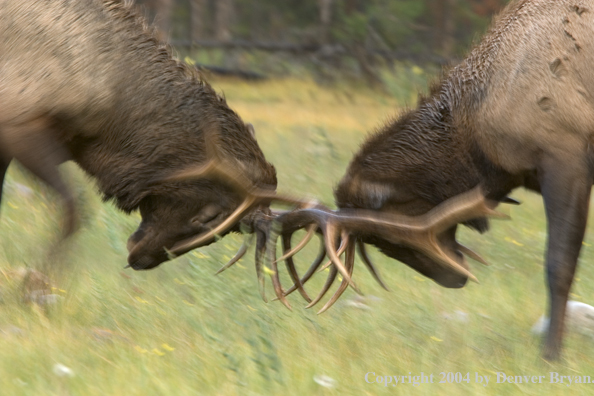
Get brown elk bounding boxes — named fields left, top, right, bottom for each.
left=0, top=0, right=298, bottom=270
left=258, top=0, right=594, bottom=360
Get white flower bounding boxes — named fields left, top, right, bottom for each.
left=53, top=364, right=74, bottom=378
left=314, top=375, right=337, bottom=388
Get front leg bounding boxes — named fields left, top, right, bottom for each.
left=0, top=156, right=10, bottom=212
left=1, top=117, right=76, bottom=237
left=539, top=152, right=593, bottom=360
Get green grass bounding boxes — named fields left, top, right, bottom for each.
left=1, top=77, right=594, bottom=395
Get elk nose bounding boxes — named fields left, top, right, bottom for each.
left=432, top=265, right=468, bottom=288
left=128, top=255, right=155, bottom=270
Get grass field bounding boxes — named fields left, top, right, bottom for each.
left=2, top=74, right=594, bottom=396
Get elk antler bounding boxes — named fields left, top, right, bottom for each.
left=164, top=156, right=316, bottom=256
left=271, top=186, right=507, bottom=312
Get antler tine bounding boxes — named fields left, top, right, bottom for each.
left=357, top=240, right=390, bottom=291
left=215, top=234, right=254, bottom=275
left=407, top=238, right=479, bottom=283
left=317, top=239, right=356, bottom=314
left=274, top=224, right=317, bottom=263
left=266, top=224, right=292, bottom=310
left=165, top=157, right=318, bottom=256
left=269, top=207, right=360, bottom=293
left=317, top=230, right=351, bottom=273
left=282, top=235, right=326, bottom=298
left=323, top=224, right=360, bottom=294
left=306, top=265, right=338, bottom=309
left=171, top=195, right=258, bottom=255
left=281, top=232, right=312, bottom=302
left=456, top=243, right=489, bottom=266
left=254, top=228, right=268, bottom=302
left=426, top=186, right=509, bottom=236
left=273, top=228, right=347, bottom=303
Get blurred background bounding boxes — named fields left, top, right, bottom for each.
left=137, top=0, right=508, bottom=86
left=6, top=1, right=594, bottom=395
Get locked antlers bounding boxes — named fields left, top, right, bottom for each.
left=266, top=187, right=507, bottom=312
left=161, top=131, right=506, bottom=313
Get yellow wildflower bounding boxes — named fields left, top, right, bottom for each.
left=263, top=266, right=275, bottom=275
left=135, top=346, right=148, bottom=353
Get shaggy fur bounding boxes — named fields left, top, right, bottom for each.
left=0, top=0, right=276, bottom=212
left=335, top=0, right=594, bottom=360
left=0, top=0, right=277, bottom=271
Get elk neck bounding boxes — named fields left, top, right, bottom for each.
left=335, top=89, right=522, bottom=217
left=65, top=79, right=276, bottom=214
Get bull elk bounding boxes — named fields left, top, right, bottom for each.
left=253, top=0, right=591, bottom=361
left=0, top=0, right=309, bottom=270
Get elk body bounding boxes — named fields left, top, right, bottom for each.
left=336, top=0, right=594, bottom=360
left=269, top=0, right=594, bottom=360
left=0, top=0, right=279, bottom=269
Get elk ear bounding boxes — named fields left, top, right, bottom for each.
left=247, top=123, right=256, bottom=139
left=335, top=175, right=395, bottom=210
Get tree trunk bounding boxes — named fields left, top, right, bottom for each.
left=442, top=0, right=456, bottom=56
left=215, top=0, right=234, bottom=42
left=190, top=0, right=208, bottom=42
left=318, top=0, right=333, bottom=45
left=433, top=0, right=456, bottom=57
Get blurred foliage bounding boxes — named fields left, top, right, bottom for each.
left=141, top=0, right=511, bottom=57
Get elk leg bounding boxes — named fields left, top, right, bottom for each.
left=2, top=118, right=76, bottom=237
left=539, top=155, right=592, bottom=360
left=0, top=157, right=10, bottom=211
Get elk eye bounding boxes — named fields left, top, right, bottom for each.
left=190, top=204, right=220, bottom=226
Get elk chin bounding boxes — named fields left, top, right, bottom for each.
left=126, top=209, right=242, bottom=270
left=126, top=228, right=169, bottom=270
left=368, top=235, right=469, bottom=288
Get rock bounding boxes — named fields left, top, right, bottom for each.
left=313, top=375, right=337, bottom=388
left=0, top=325, right=25, bottom=337
left=20, top=269, right=52, bottom=304
left=532, top=301, right=594, bottom=336
left=52, top=363, right=74, bottom=378
left=441, top=310, right=469, bottom=323
left=342, top=295, right=382, bottom=310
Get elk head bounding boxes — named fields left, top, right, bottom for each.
left=125, top=123, right=283, bottom=271
left=128, top=127, right=319, bottom=274
left=169, top=153, right=507, bottom=313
